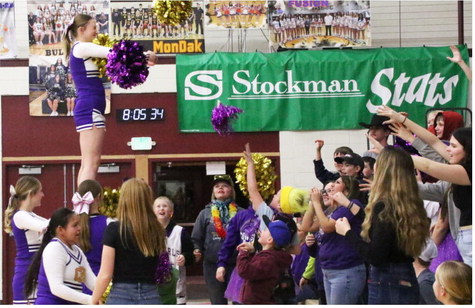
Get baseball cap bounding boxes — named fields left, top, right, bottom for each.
left=334, top=153, right=364, bottom=170
left=212, top=174, right=234, bottom=187
left=263, top=215, right=292, bottom=248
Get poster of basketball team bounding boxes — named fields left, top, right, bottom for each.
left=0, top=2, right=16, bottom=59
left=268, top=0, right=370, bottom=49
left=109, top=0, right=205, bottom=54
left=204, top=0, right=268, bottom=29
left=27, top=0, right=111, bottom=117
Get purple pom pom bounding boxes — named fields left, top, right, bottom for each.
left=106, top=40, right=149, bottom=89
left=211, top=102, right=243, bottom=135
left=155, top=252, right=172, bottom=285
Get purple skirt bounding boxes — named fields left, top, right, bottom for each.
left=224, top=268, right=244, bottom=303
left=429, top=233, right=463, bottom=272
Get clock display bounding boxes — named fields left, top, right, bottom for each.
left=116, top=108, right=165, bottom=122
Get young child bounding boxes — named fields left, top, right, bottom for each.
left=153, top=196, right=194, bottom=305
left=236, top=215, right=293, bottom=304
left=24, top=208, right=96, bottom=304
left=433, top=261, right=471, bottom=305
left=3, top=176, right=49, bottom=304
left=73, top=179, right=111, bottom=295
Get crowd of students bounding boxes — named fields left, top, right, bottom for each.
left=4, top=16, right=473, bottom=305
left=4, top=103, right=472, bottom=304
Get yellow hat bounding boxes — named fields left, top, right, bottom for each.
left=280, top=186, right=310, bottom=214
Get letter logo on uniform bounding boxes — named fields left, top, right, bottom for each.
left=184, top=70, right=223, bottom=100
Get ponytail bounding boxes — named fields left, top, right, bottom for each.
left=24, top=208, right=75, bottom=299
left=63, top=14, right=93, bottom=62
left=76, top=180, right=103, bottom=252
left=4, top=177, right=41, bottom=234
left=24, top=227, right=53, bottom=298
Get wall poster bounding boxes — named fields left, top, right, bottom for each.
left=0, top=2, right=16, bottom=59
left=27, top=0, right=111, bottom=117
left=268, top=0, right=370, bottom=49
left=110, top=0, right=205, bottom=54
left=204, top=0, right=268, bottom=30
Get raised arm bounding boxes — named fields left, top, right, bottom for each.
left=377, top=105, right=450, bottom=161
left=244, top=143, right=264, bottom=210
left=310, top=187, right=335, bottom=233
left=412, top=156, right=470, bottom=185
left=447, top=45, right=472, bottom=81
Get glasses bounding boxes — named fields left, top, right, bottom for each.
left=320, top=189, right=328, bottom=196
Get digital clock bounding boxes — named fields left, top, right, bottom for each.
left=116, top=108, right=165, bottom=122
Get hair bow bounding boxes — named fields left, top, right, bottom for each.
left=72, top=191, right=94, bottom=215
left=8, top=185, right=17, bottom=206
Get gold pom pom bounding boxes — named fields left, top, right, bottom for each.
left=92, top=34, right=117, bottom=78
left=99, top=187, right=120, bottom=218
left=152, top=0, right=193, bottom=26
left=234, top=153, right=278, bottom=201
left=101, top=281, right=113, bottom=303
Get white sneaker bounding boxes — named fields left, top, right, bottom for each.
left=67, top=111, right=71, bottom=116
left=70, top=111, right=74, bottom=116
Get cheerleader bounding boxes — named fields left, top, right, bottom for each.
left=73, top=180, right=112, bottom=294
left=65, top=73, right=76, bottom=117
left=271, top=17, right=281, bottom=43
left=46, top=74, right=63, bottom=116
left=3, top=176, right=49, bottom=305
left=63, top=14, right=113, bottom=183
left=24, top=208, right=96, bottom=304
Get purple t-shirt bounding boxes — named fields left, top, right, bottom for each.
left=318, top=200, right=364, bottom=269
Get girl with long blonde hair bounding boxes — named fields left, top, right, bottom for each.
left=91, top=178, right=166, bottom=304
left=4, top=176, right=49, bottom=304
left=335, top=146, right=430, bottom=304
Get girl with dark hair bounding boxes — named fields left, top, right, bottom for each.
left=336, top=146, right=430, bottom=304
left=24, top=207, right=95, bottom=304
left=3, top=176, right=48, bottom=304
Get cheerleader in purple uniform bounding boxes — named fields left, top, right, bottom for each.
left=64, top=14, right=110, bottom=185
left=3, top=176, right=49, bottom=305
left=24, top=208, right=96, bottom=305
left=73, top=179, right=112, bottom=295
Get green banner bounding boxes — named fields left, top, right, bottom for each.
left=176, top=45, right=469, bottom=132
